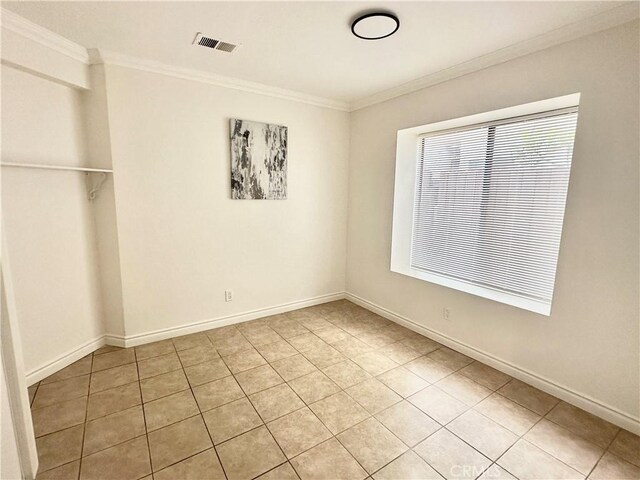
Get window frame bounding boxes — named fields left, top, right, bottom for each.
left=390, top=93, right=580, bottom=316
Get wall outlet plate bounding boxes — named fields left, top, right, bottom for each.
left=225, top=290, right=233, bottom=302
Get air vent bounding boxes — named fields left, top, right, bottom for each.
left=193, top=32, right=239, bottom=53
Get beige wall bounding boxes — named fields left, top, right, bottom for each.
left=347, top=21, right=639, bottom=423
left=103, top=65, right=350, bottom=336
left=1, top=66, right=105, bottom=376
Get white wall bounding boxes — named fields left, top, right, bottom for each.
left=1, top=65, right=105, bottom=376
left=347, top=21, right=639, bottom=425
left=103, top=65, right=350, bottom=337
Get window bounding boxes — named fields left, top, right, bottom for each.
left=391, top=94, right=580, bottom=315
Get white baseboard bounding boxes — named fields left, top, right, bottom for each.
left=111, top=292, right=346, bottom=348
left=27, top=293, right=345, bottom=384
left=26, top=335, right=105, bottom=386
left=346, top=292, right=640, bottom=435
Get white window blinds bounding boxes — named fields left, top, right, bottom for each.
left=411, top=107, right=578, bottom=312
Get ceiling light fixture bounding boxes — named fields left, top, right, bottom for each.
left=351, top=12, right=399, bottom=40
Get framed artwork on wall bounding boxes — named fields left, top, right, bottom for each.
left=230, top=118, right=288, bottom=199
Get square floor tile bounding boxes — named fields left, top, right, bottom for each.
left=301, top=344, right=346, bottom=369
left=202, top=397, right=263, bottom=444
left=427, top=348, right=473, bottom=371
left=351, top=351, right=397, bottom=376
left=477, top=464, right=517, bottom=480
left=497, top=379, right=559, bottom=416
left=267, top=407, right=332, bottom=458
left=290, top=438, right=367, bottom=480
left=497, top=439, right=583, bottom=480
left=243, top=328, right=283, bottom=347
left=414, top=428, right=491, bottom=480
left=448, top=409, right=518, bottom=460
left=41, top=356, right=91, bottom=384
left=172, top=333, right=211, bottom=351
left=177, top=345, right=220, bottom=367
left=36, top=425, right=84, bottom=473
left=608, top=429, right=640, bottom=467
left=309, top=391, right=370, bottom=434
left=148, top=415, right=213, bottom=471
left=90, top=365, right=138, bottom=394
left=375, top=401, right=440, bottom=447
left=92, top=349, right=136, bottom=372
left=33, top=375, right=90, bottom=408
left=373, top=450, right=442, bottom=480
left=345, top=378, right=401, bottom=414
left=524, top=418, right=604, bottom=474
left=86, top=382, right=141, bottom=420
left=184, top=358, right=231, bottom=387
left=357, top=330, right=397, bottom=348
left=140, top=369, right=189, bottom=403
left=256, top=462, right=300, bottom=480
left=378, top=342, right=421, bottom=364
left=224, top=347, right=267, bottom=374
left=137, top=352, right=182, bottom=380
left=377, top=366, right=429, bottom=398
left=545, top=401, right=619, bottom=448
left=405, top=356, right=454, bottom=383
left=401, top=336, right=442, bottom=355
left=134, top=340, right=175, bottom=361
left=154, top=448, right=225, bottom=480
left=192, top=375, right=245, bottom=411
left=249, top=383, right=305, bottom=422
left=215, top=335, right=254, bottom=357
left=322, top=360, right=371, bottom=389
left=314, top=327, right=351, bottom=345
left=83, top=405, right=146, bottom=456
left=332, top=337, right=374, bottom=358
left=255, top=340, right=299, bottom=363
left=216, top=425, right=286, bottom=480
left=35, top=460, right=80, bottom=480
left=287, top=333, right=327, bottom=352
left=589, top=452, right=640, bottom=480
left=271, top=354, right=317, bottom=381
left=458, top=362, right=511, bottom=390
left=409, top=386, right=468, bottom=425
left=337, top=417, right=407, bottom=473
left=235, top=365, right=284, bottom=395
left=80, top=435, right=151, bottom=480
left=143, top=389, right=200, bottom=431
left=436, top=373, right=492, bottom=406
left=32, top=396, right=87, bottom=437
left=474, top=393, right=541, bottom=435
left=289, top=371, right=340, bottom=404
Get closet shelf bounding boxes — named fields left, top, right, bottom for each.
left=0, top=162, right=113, bottom=173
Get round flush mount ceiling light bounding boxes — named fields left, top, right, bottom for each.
left=351, top=12, right=399, bottom=40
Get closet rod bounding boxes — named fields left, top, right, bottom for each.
left=0, top=162, right=113, bottom=173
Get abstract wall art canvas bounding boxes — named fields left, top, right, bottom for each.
left=230, top=118, right=288, bottom=199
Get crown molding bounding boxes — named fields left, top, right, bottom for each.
left=1, top=7, right=89, bottom=64
left=350, top=2, right=640, bottom=111
left=3, top=3, right=637, bottom=112
left=89, top=48, right=350, bottom=112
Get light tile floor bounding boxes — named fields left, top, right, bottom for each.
left=28, top=300, right=639, bottom=480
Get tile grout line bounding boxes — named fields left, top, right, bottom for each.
left=133, top=345, right=155, bottom=478
left=31, top=302, right=635, bottom=480
left=76, top=352, right=94, bottom=480
left=176, top=334, right=230, bottom=480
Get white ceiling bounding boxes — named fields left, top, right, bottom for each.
left=3, top=1, right=634, bottom=104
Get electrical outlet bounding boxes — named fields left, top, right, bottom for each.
left=225, top=289, right=233, bottom=302
left=443, top=307, right=451, bottom=321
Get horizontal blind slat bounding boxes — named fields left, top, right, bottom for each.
left=411, top=110, right=578, bottom=305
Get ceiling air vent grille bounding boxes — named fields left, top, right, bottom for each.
left=193, top=33, right=238, bottom=53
